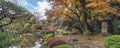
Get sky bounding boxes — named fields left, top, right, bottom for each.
left=15, top=0, right=51, bottom=19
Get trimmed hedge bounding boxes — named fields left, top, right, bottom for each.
left=104, top=35, right=120, bottom=48
left=44, top=34, right=53, bottom=40
left=40, top=44, right=73, bottom=48
left=40, top=46, right=48, bottom=48
left=53, top=44, right=73, bottom=48
left=47, top=38, right=65, bottom=48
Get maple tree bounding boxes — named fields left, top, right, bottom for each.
left=46, top=0, right=120, bottom=35
left=46, top=0, right=88, bottom=35
left=87, top=0, right=120, bottom=35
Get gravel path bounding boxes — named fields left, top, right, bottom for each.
left=56, top=35, right=107, bottom=48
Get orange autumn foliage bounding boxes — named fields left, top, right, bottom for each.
left=86, top=0, right=117, bottom=21
left=47, top=0, right=117, bottom=21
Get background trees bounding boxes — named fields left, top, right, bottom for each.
left=46, top=0, right=120, bottom=35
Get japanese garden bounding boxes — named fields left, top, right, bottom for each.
left=0, top=0, right=120, bottom=48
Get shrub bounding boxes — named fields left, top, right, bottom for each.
left=32, top=24, right=42, bottom=29
left=24, top=23, right=31, bottom=28
left=47, top=38, right=65, bottom=48
left=72, top=23, right=80, bottom=30
left=46, top=38, right=55, bottom=45
left=57, top=29, right=70, bottom=35
left=104, top=35, right=120, bottom=48
left=46, top=31, right=54, bottom=34
left=44, top=34, right=53, bottom=40
left=40, top=46, right=48, bottom=48
left=0, top=32, right=20, bottom=48
left=62, top=31, right=69, bottom=35
left=30, top=16, right=36, bottom=22
left=53, top=44, right=73, bottom=48
left=23, top=28, right=32, bottom=33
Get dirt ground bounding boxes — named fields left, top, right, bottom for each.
left=56, top=34, right=107, bottom=48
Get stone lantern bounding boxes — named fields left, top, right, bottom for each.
left=101, top=16, right=111, bottom=35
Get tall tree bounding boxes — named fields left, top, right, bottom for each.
left=47, top=0, right=119, bottom=35
left=47, top=0, right=92, bottom=35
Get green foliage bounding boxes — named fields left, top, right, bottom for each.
left=0, top=18, right=11, bottom=26
left=23, top=23, right=32, bottom=33
left=30, top=16, right=36, bottom=22
left=3, top=22, right=24, bottom=33
left=44, top=34, right=53, bottom=40
left=72, top=23, right=80, bottom=29
left=23, top=28, right=32, bottom=33
left=57, top=29, right=70, bottom=35
left=112, top=19, right=120, bottom=34
left=0, top=32, right=20, bottom=48
left=24, top=23, right=31, bottom=28
left=32, top=24, right=42, bottom=29
left=53, top=44, right=73, bottom=48
left=23, top=14, right=35, bottom=24
left=0, top=39, right=20, bottom=48
left=40, top=44, right=73, bottom=48
left=62, top=32, right=69, bottom=35
left=104, top=35, right=120, bottom=48
left=0, top=0, right=29, bottom=28
left=0, top=0, right=36, bottom=47
left=62, top=19, right=74, bottom=27
left=90, top=21, right=101, bottom=35
left=40, top=46, right=48, bottom=48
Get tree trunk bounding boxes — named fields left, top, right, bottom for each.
left=101, top=21, right=108, bottom=35
left=81, top=1, right=89, bottom=36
